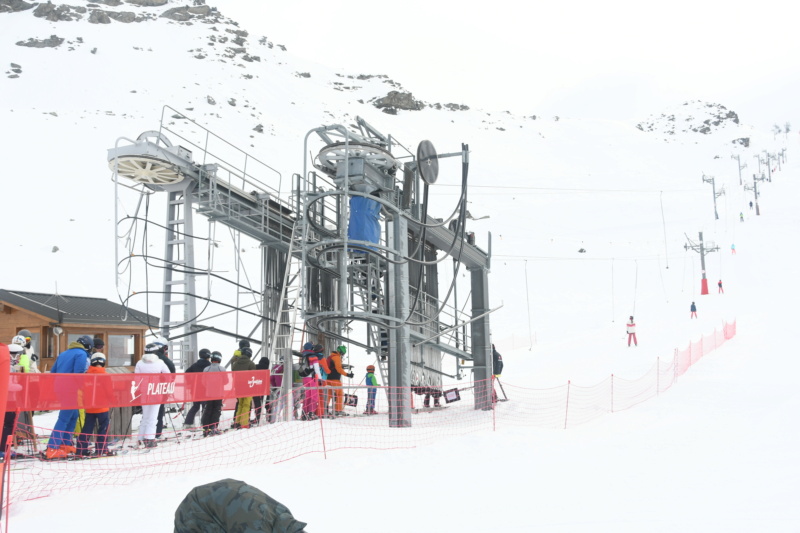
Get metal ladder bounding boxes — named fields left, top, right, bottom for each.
left=266, top=222, right=306, bottom=421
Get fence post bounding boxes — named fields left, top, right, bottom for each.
left=673, top=348, right=678, bottom=385
left=564, top=380, right=571, bottom=430
left=656, top=357, right=660, bottom=397
left=317, top=385, right=327, bottom=460
left=610, top=374, right=614, bottom=413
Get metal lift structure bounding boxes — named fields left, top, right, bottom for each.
left=108, top=106, right=495, bottom=427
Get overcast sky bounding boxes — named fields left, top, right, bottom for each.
left=223, top=0, right=800, bottom=127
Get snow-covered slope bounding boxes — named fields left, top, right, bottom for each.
left=2, top=3, right=800, bottom=531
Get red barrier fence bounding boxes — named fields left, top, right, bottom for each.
left=1, top=320, right=736, bottom=515
left=7, top=370, right=271, bottom=411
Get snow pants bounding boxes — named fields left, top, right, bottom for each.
left=47, top=408, right=79, bottom=449
left=77, top=411, right=110, bottom=455
left=138, top=404, right=159, bottom=441
left=627, top=333, right=637, bottom=346
left=302, top=376, right=319, bottom=416
left=327, top=379, right=343, bottom=413
left=234, top=396, right=252, bottom=427
left=184, top=401, right=205, bottom=425
left=201, top=399, right=222, bottom=431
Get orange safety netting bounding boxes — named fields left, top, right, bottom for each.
left=1, top=321, right=736, bottom=515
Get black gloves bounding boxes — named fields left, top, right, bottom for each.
left=347, top=372, right=354, bottom=379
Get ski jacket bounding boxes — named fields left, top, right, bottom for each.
left=135, top=352, right=170, bottom=373
left=626, top=322, right=636, bottom=334
left=157, top=352, right=176, bottom=373
left=173, top=478, right=307, bottom=533
left=202, top=363, right=226, bottom=398
left=85, top=365, right=109, bottom=414
left=365, top=371, right=379, bottom=387
left=51, top=344, right=90, bottom=374
left=186, top=358, right=211, bottom=373
left=492, top=347, right=504, bottom=376
left=690, top=303, right=697, bottom=312
left=232, top=354, right=256, bottom=373
left=204, top=363, right=224, bottom=373
left=326, top=352, right=347, bottom=381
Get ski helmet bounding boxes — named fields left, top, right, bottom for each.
left=11, top=335, right=26, bottom=346
left=90, top=353, right=106, bottom=366
left=210, top=351, right=222, bottom=362
left=199, top=348, right=211, bottom=359
left=240, top=347, right=253, bottom=358
left=367, top=365, right=375, bottom=372
left=336, top=345, right=347, bottom=356
left=76, top=335, right=94, bottom=351
left=303, top=342, right=314, bottom=351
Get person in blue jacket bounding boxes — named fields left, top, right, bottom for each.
left=45, top=335, right=93, bottom=459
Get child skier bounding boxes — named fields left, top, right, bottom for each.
left=690, top=302, right=697, bottom=319
left=364, top=365, right=379, bottom=415
left=76, top=353, right=113, bottom=456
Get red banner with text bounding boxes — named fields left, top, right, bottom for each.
left=6, top=370, right=271, bottom=411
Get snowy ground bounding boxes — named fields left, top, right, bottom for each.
left=8, top=141, right=800, bottom=532
left=2, top=2, right=799, bottom=531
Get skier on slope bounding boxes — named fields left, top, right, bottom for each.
left=626, top=316, right=638, bottom=347
left=690, top=302, right=698, bottom=319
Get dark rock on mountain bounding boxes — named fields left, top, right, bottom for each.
left=0, top=0, right=35, bottom=12
left=373, top=91, right=423, bottom=112
left=16, top=34, right=65, bottom=48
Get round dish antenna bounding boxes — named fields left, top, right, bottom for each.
left=417, top=140, right=438, bottom=185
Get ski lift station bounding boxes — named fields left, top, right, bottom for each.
left=107, top=106, right=496, bottom=426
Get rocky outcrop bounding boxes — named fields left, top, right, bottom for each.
left=126, top=0, right=167, bottom=6
left=372, top=91, right=424, bottom=112
left=34, top=2, right=87, bottom=21
left=0, top=0, right=36, bottom=12
left=16, top=35, right=65, bottom=48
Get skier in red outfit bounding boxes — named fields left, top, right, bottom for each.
left=718, top=280, right=724, bottom=294
left=626, top=316, right=637, bottom=347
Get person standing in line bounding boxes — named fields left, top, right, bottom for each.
left=183, top=348, right=212, bottom=428
left=298, top=343, right=319, bottom=421
left=1, top=344, right=24, bottom=460
left=749, top=201, right=753, bottom=210
left=135, top=345, right=170, bottom=448
left=718, top=280, right=724, bottom=294
left=626, top=316, right=638, bottom=347
left=313, top=344, right=328, bottom=418
left=201, top=351, right=225, bottom=437
left=740, top=212, right=744, bottom=222
left=76, top=353, right=113, bottom=457
left=364, top=365, right=379, bottom=415
left=44, top=335, right=93, bottom=460
left=151, top=342, right=175, bottom=438
left=251, top=355, right=270, bottom=426
left=232, top=346, right=256, bottom=429
left=690, top=302, right=698, bottom=319
left=326, top=347, right=353, bottom=416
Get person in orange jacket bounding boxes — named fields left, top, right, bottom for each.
left=76, top=353, right=113, bottom=456
left=325, top=346, right=353, bottom=416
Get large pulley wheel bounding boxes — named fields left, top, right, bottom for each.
left=316, top=142, right=399, bottom=175
left=111, top=157, right=184, bottom=185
